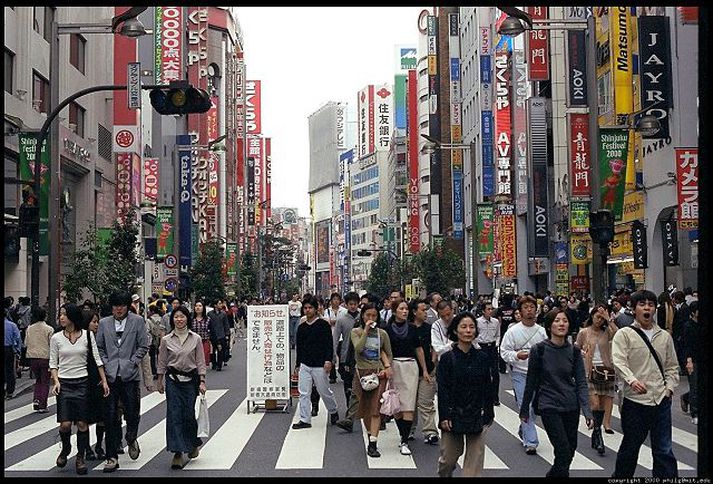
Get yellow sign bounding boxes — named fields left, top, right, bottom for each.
left=611, top=6, right=633, bottom=124
left=428, top=55, right=437, bottom=75
left=451, top=125, right=462, bottom=142
left=570, top=233, right=592, bottom=265
left=451, top=148, right=462, bottom=170
left=610, top=223, right=633, bottom=257
left=405, top=284, right=413, bottom=300
left=622, top=191, right=644, bottom=223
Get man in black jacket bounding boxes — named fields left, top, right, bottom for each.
left=208, top=299, right=230, bottom=371
left=671, top=291, right=689, bottom=375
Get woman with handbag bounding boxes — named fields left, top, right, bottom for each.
left=436, top=312, right=495, bottom=477
left=351, top=303, right=393, bottom=458
left=385, top=301, right=429, bottom=455
left=575, top=303, right=618, bottom=452
left=156, top=306, right=207, bottom=469
left=520, top=309, right=594, bottom=477
left=49, top=304, right=110, bottom=475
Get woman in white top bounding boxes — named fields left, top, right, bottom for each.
left=49, top=303, right=109, bottom=475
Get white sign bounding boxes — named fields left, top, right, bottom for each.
left=373, top=84, right=393, bottom=152
left=164, top=267, right=178, bottom=279
left=247, top=305, right=290, bottom=401
left=128, top=62, right=141, bottom=110
left=335, top=104, right=346, bottom=149
left=113, top=125, right=139, bottom=153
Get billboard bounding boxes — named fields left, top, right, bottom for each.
left=407, top=70, right=420, bottom=254
left=526, top=7, right=550, bottom=81
left=315, top=220, right=330, bottom=264
left=569, top=113, right=592, bottom=197
left=396, top=45, right=417, bottom=72
left=374, top=84, right=393, bottom=152
left=265, top=138, right=272, bottom=221
left=449, top=12, right=463, bottom=239
left=512, top=48, right=529, bottom=215
left=357, top=85, right=375, bottom=159
left=177, top=135, right=192, bottom=268
left=428, top=15, right=442, bottom=196
left=143, top=157, right=159, bottom=204
left=116, top=152, right=133, bottom=220
left=637, top=16, right=673, bottom=139
left=611, top=7, right=633, bottom=125
left=156, top=206, right=174, bottom=257
left=246, top=80, right=262, bottom=135
left=598, top=129, right=629, bottom=221
left=570, top=233, right=592, bottom=265
left=498, top=204, right=517, bottom=278
left=476, top=204, right=494, bottom=259
left=494, top=43, right=512, bottom=199
left=569, top=200, right=591, bottom=233
left=154, top=7, right=183, bottom=85
left=527, top=97, right=548, bottom=257
left=336, top=103, right=346, bottom=148
left=246, top=305, right=290, bottom=401
left=565, top=7, right=588, bottom=107
left=18, top=133, right=49, bottom=255
left=676, top=148, right=698, bottom=229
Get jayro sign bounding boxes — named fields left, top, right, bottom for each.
left=632, top=220, right=647, bottom=269
left=661, top=219, right=678, bottom=266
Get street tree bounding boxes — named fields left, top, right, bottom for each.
left=365, top=252, right=401, bottom=299
left=411, top=245, right=465, bottom=296
left=190, top=238, right=227, bottom=303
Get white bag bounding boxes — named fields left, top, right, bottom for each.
left=196, top=395, right=210, bottom=438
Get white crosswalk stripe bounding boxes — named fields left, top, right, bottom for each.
left=4, top=396, right=57, bottom=424
left=360, top=419, right=417, bottom=469
left=275, top=398, right=330, bottom=468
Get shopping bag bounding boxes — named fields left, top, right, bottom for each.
left=379, top=379, right=401, bottom=416
left=196, top=395, right=210, bottom=438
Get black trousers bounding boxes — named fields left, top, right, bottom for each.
left=4, top=346, right=17, bottom=396
left=104, top=378, right=141, bottom=460
left=211, top=337, right=227, bottom=369
left=540, top=410, right=580, bottom=477
left=480, top=343, right=500, bottom=401
left=338, top=365, right=353, bottom=403
left=148, top=344, right=158, bottom=376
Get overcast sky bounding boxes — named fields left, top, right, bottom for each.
left=235, top=6, right=427, bottom=217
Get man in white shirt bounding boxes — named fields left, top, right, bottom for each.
left=476, top=301, right=501, bottom=406
left=499, top=295, right=547, bottom=455
left=425, top=292, right=442, bottom=325
left=380, top=289, right=403, bottom=323
left=288, top=293, right=302, bottom=350
left=431, top=300, right=455, bottom=361
left=324, top=292, right=346, bottom=383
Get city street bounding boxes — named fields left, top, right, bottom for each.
left=3, top=337, right=699, bottom=478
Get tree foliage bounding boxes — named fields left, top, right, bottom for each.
left=365, top=253, right=403, bottom=299
left=190, top=238, right=226, bottom=303
left=411, top=245, right=465, bottom=296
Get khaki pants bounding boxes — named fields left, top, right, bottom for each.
left=438, top=426, right=488, bottom=477
left=415, top=370, right=438, bottom=438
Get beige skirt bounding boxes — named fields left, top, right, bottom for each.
left=391, top=357, right=419, bottom=412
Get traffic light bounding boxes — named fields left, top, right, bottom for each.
left=589, top=209, right=614, bottom=245
left=149, top=84, right=212, bottom=115
left=19, top=204, right=39, bottom=238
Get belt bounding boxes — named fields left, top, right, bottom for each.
left=479, top=341, right=497, bottom=347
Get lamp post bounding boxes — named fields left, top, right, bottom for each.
left=32, top=9, right=149, bottom=325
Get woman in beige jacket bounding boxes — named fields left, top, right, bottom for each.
left=24, top=307, right=55, bottom=412
left=575, top=303, right=618, bottom=454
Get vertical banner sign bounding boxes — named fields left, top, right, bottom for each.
left=569, top=200, right=591, bottom=232
left=570, top=233, right=592, bottom=265
left=527, top=97, right=548, bottom=257
left=156, top=207, right=174, bottom=257
left=565, top=7, right=588, bottom=107
left=154, top=7, right=183, bottom=85
left=611, top=7, right=633, bottom=125
left=247, top=305, right=290, bottom=402
left=143, top=157, right=159, bottom=204
left=177, top=135, right=192, bottom=268
left=569, top=113, right=592, bottom=197
left=246, top=80, right=262, bottom=135
left=336, top=103, right=346, bottom=149
left=512, top=48, right=529, bottom=215
left=494, top=40, right=513, bottom=199
left=556, top=263, right=569, bottom=296
left=374, top=84, right=393, bottom=151
left=661, top=219, right=678, bottom=266
left=316, top=221, right=329, bottom=264
left=632, top=220, right=647, bottom=269
left=226, top=243, right=238, bottom=277
left=427, top=15, right=442, bottom=196
left=116, top=152, right=133, bottom=220
left=357, top=85, right=375, bottom=159
left=131, top=153, right=141, bottom=209
left=449, top=13, right=463, bottom=239
left=127, top=62, right=141, bottom=110
left=555, top=241, right=569, bottom=264
left=246, top=155, right=256, bottom=226
left=18, top=133, right=49, bottom=255
left=407, top=70, right=420, bottom=254
left=476, top=204, right=494, bottom=259
left=341, top=150, right=353, bottom=282
left=265, top=138, right=272, bottom=220
left=480, top=11, right=494, bottom=197
left=205, top=97, right=219, bottom=240
left=526, top=7, right=550, bottom=81
left=248, top=136, right=263, bottom=225
left=394, top=74, right=407, bottom=130
left=598, top=129, right=629, bottom=221
left=499, top=204, right=517, bottom=278
left=637, top=16, right=672, bottom=139
left=675, top=148, right=698, bottom=229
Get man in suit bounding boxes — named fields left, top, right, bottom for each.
left=96, top=290, right=149, bottom=472
left=208, top=298, right=230, bottom=371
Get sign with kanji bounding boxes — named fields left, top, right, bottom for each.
left=675, top=148, right=698, bottom=229
left=526, top=7, right=550, bottom=81
left=247, top=305, right=290, bottom=402
left=569, top=113, right=591, bottom=197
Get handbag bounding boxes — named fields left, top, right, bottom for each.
left=379, top=379, right=401, bottom=416
left=196, top=394, right=210, bottom=438
left=590, top=365, right=616, bottom=383
left=86, top=330, right=101, bottom=387
left=357, top=369, right=380, bottom=392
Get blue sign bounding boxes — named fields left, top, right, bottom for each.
left=480, top=55, right=491, bottom=84
left=177, top=135, right=192, bottom=268
left=452, top=170, right=463, bottom=239
left=481, top=111, right=494, bottom=197
left=450, top=58, right=460, bottom=81
left=554, top=242, right=569, bottom=264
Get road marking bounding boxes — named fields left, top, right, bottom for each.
left=184, top=397, right=264, bottom=470
left=4, top=391, right=165, bottom=453
left=360, top=418, right=417, bottom=469
left=90, top=389, right=227, bottom=471
left=275, top=398, right=330, bottom=468
left=5, top=392, right=168, bottom=471
left=5, top=397, right=57, bottom=424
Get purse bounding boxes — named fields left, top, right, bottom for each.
left=590, top=365, right=616, bottom=383
left=379, top=379, right=401, bottom=416
left=357, top=369, right=380, bottom=392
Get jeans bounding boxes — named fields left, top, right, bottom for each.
left=438, top=426, right=489, bottom=477
left=298, top=364, right=338, bottom=424
left=29, top=358, right=50, bottom=408
left=415, top=370, right=438, bottom=438
left=511, top=371, right=538, bottom=448
left=104, top=378, right=141, bottom=460
left=4, top=346, right=17, bottom=396
left=289, top=316, right=300, bottom=347
left=613, top=397, right=678, bottom=478
left=540, top=410, right=580, bottom=477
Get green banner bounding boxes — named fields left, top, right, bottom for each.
left=476, top=204, right=494, bottom=259
left=156, top=207, right=174, bottom=257
left=226, top=243, right=238, bottom=276
left=569, top=200, right=590, bottom=233
left=18, top=133, right=49, bottom=255
left=599, top=129, right=629, bottom=222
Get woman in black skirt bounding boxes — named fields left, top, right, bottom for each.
left=81, top=308, right=110, bottom=461
left=49, top=304, right=109, bottom=474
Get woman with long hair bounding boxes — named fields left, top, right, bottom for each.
left=192, top=300, right=212, bottom=370
left=575, top=303, right=618, bottom=451
left=351, top=303, right=392, bottom=458
left=49, top=303, right=109, bottom=475
left=657, top=291, right=675, bottom=335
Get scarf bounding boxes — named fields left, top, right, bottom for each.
left=391, top=320, right=409, bottom=339
left=174, top=325, right=190, bottom=345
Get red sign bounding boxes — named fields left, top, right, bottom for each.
left=675, top=148, right=698, bottom=229
left=115, top=129, right=134, bottom=149
left=526, top=7, right=550, bottom=81
left=570, top=275, right=590, bottom=292
left=494, top=50, right=512, bottom=199
left=143, top=157, right=159, bottom=204
left=265, top=138, right=272, bottom=220
left=207, top=98, right=219, bottom=207
left=248, top=135, right=263, bottom=225
left=157, top=7, right=183, bottom=85
left=499, top=204, right=517, bottom=278
left=246, top=80, right=262, bottom=135
left=569, top=113, right=591, bottom=197
left=407, top=70, right=420, bottom=254
left=116, top=153, right=132, bottom=219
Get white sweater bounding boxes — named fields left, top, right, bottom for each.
left=431, top=318, right=453, bottom=360
left=49, top=330, right=104, bottom=379
left=499, top=322, right=547, bottom=374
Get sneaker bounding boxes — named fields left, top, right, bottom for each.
left=37, top=407, right=49, bottom=414
left=170, top=452, right=187, bottom=469
left=33, top=400, right=40, bottom=411
left=103, top=458, right=119, bottom=473
left=188, top=446, right=200, bottom=459
left=128, top=439, right=140, bottom=460
left=367, top=442, right=381, bottom=458
left=292, top=420, right=312, bottom=430
left=311, top=405, right=319, bottom=417
left=408, top=433, right=415, bottom=441
left=691, top=417, right=698, bottom=425
left=525, top=446, right=537, bottom=455
left=330, top=412, right=339, bottom=425
left=336, top=419, right=354, bottom=433
left=399, top=442, right=412, bottom=455
left=424, top=434, right=439, bottom=445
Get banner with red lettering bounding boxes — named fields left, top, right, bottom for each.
left=143, top=157, right=159, bottom=204
left=498, top=204, right=517, bottom=278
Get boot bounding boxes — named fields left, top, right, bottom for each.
left=592, top=410, right=605, bottom=455
left=56, top=430, right=72, bottom=468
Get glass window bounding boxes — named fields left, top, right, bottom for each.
left=32, top=70, right=49, bottom=113
left=69, top=101, right=85, bottom=138
left=70, top=34, right=86, bottom=74
left=4, top=48, right=14, bottom=94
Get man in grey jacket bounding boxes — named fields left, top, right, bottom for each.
left=332, top=292, right=361, bottom=402
left=208, top=298, right=230, bottom=371
left=96, top=291, right=149, bottom=472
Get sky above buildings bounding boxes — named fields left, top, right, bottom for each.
left=236, top=6, right=427, bottom=217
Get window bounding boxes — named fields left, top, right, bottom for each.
left=97, top=124, right=112, bottom=161
left=32, top=71, right=49, bottom=113
left=70, top=34, right=86, bottom=73
left=32, top=7, right=54, bottom=41
left=4, top=48, right=14, bottom=94
left=69, top=102, right=85, bottom=138
left=94, top=171, right=103, bottom=188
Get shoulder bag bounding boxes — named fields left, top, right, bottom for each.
left=379, top=378, right=401, bottom=416
left=628, top=326, right=667, bottom=383
left=589, top=332, right=616, bottom=383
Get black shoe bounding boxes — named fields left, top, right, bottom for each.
left=681, top=395, right=689, bottom=414
left=311, top=405, right=319, bottom=417
left=604, top=428, right=615, bottom=435
left=117, top=446, right=125, bottom=455
left=85, top=446, right=97, bottom=461
left=380, top=421, right=386, bottom=431
left=330, top=412, right=339, bottom=425
left=425, top=434, right=439, bottom=445
left=128, top=439, right=140, bottom=460
left=56, top=450, right=70, bottom=468
left=494, top=400, right=501, bottom=406
left=33, top=399, right=40, bottom=411
left=525, top=446, right=537, bottom=455
left=75, top=455, right=88, bottom=475
left=592, top=428, right=605, bottom=455
left=292, top=420, right=312, bottom=430
left=94, top=444, right=106, bottom=461
left=329, top=379, right=337, bottom=384
left=367, top=442, right=381, bottom=458
left=336, top=420, right=353, bottom=433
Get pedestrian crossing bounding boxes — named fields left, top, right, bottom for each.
left=3, top=385, right=699, bottom=475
